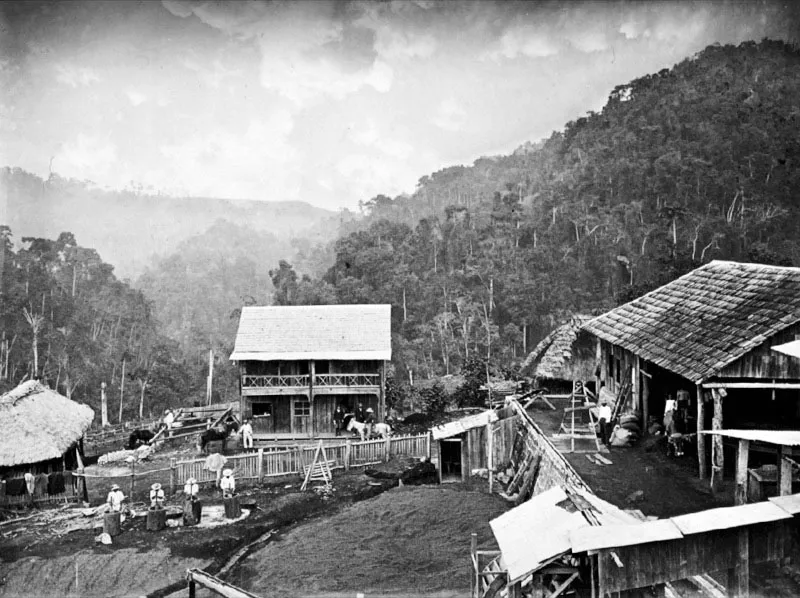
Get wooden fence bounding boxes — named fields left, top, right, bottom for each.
left=173, top=433, right=431, bottom=490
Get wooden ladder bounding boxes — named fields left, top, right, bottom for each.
left=300, top=441, right=333, bottom=491
left=611, top=367, right=632, bottom=422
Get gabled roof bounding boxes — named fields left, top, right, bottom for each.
left=230, top=304, right=392, bottom=361
left=583, top=261, right=800, bottom=383
left=0, top=381, right=94, bottom=467
left=521, top=315, right=595, bottom=380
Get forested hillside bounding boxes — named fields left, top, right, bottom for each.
left=0, top=227, right=190, bottom=418
left=295, top=40, right=800, bottom=384
left=1, top=168, right=339, bottom=279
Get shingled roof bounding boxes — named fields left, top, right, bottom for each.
left=583, top=261, right=800, bottom=383
left=230, top=304, right=392, bottom=361
left=0, top=380, right=94, bottom=467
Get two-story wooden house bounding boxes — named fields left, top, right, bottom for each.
left=230, top=304, right=392, bottom=439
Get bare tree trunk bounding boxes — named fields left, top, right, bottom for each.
left=119, top=359, right=126, bottom=423
left=139, top=379, right=147, bottom=419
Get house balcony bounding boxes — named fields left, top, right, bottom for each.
left=241, top=373, right=380, bottom=396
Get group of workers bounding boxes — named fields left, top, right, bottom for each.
left=105, top=469, right=236, bottom=513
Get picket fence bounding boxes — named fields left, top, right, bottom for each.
left=173, top=433, right=431, bottom=490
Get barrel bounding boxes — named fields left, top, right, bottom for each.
left=183, top=499, right=203, bottom=526
left=103, top=511, right=121, bottom=536
left=223, top=495, right=241, bottom=519
left=146, top=508, right=167, bottom=531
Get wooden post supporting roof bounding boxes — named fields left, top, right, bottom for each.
left=779, top=445, right=792, bottom=496
left=697, top=385, right=707, bottom=480
left=736, top=527, right=750, bottom=598
left=735, top=439, right=750, bottom=506
left=711, top=389, right=724, bottom=493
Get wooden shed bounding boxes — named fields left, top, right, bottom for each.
left=583, top=261, right=800, bottom=482
left=431, top=410, right=498, bottom=483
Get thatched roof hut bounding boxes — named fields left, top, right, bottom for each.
left=522, top=316, right=597, bottom=382
left=0, top=380, right=94, bottom=468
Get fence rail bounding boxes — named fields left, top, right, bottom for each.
left=172, top=433, right=430, bottom=490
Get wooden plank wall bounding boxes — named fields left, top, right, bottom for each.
left=598, top=522, right=788, bottom=593
left=491, top=415, right=520, bottom=467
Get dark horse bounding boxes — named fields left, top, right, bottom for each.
left=127, top=429, right=155, bottom=450
left=199, top=420, right=240, bottom=453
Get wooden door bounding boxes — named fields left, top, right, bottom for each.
left=314, top=395, right=336, bottom=436
left=292, top=398, right=312, bottom=437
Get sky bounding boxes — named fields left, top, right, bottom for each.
left=1, top=0, right=798, bottom=211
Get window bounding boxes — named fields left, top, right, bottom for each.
left=293, top=400, right=310, bottom=416
left=252, top=402, right=273, bottom=417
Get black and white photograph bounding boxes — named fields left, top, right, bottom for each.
left=1, top=1, right=800, bottom=596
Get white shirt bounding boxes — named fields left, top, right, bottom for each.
left=598, top=404, right=612, bottom=421
left=184, top=481, right=199, bottom=498
left=240, top=423, right=253, bottom=437
left=220, top=476, right=235, bottom=493
left=664, top=399, right=677, bottom=415
left=107, top=490, right=125, bottom=512
left=163, top=412, right=175, bottom=426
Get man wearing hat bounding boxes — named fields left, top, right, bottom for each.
left=365, top=407, right=376, bottom=438
left=149, top=483, right=165, bottom=510
left=107, top=484, right=126, bottom=513
left=184, top=477, right=199, bottom=501
left=220, top=469, right=236, bottom=498
left=163, top=409, right=176, bottom=437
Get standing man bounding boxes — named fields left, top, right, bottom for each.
left=354, top=402, right=366, bottom=424
left=597, top=400, right=613, bottom=446
left=220, top=469, right=236, bottom=498
left=333, top=404, right=345, bottom=436
left=365, top=407, right=376, bottom=438
left=149, top=483, right=165, bottom=509
left=240, top=418, right=254, bottom=450
left=163, top=409, right=176, bottom=437
left=107, top=484, right=126, bottom=512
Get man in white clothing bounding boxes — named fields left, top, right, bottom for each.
left=107, top=484, right=126, bottom=512
left=597, top=401, right=613, bottom=446
left=220, top=469, right=236, bottom=498
left=240, top=419, right=254, bottom=450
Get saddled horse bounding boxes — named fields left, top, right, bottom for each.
left=346, top=417, right=368, bottom=441
left=199, top=420, right=239, bottom=453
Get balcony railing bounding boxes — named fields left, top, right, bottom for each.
left=242, top=375, right=309, bottom=388
left=314, top=374, right=380, bottom=387
left=241, top=373, right=380, bottom=389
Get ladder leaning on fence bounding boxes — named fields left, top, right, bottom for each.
left=300, top=440, right=333, bottom=491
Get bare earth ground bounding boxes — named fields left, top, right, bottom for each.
left=1, top=434, right=507, bottom=598
left=228, top=484, right=508, bottom=598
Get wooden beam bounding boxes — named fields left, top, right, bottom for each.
left=735, top=439, right=750, bottom=505
left=697, top=385, right=707, bottom=480
left=702, top=382, right=800, bottom=390
left=471, top=533, right=478, bottom=598
left=779, top=446, right=793, bottom=496
left=185, top=569, right=261, bottom=598
left=487, top=422, right=494, bottom=494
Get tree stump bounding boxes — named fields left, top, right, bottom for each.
left=103, top=512, right=121, bottom=537
left=183, top=499, right=203, bottom=526
left=224, top=495, right=241, bottom=519
left=146, top=508, right=167, bottom=531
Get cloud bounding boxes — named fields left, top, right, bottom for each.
left=485, top=22, right=559, bottom=60
left=432, top=98, right=467, bottom=132
left=55, top=134, right=117, bottom=177
left=126, top=90, right=147, bottom=106
left=55, top=64, right=100, bottom=87
left=158, top=110, right=299, bottom=200
left=348, top=119, right=413, bottom=160
left=567, top=30, right=609, bottom=53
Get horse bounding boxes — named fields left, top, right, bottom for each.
left=127, top=429, right=155, bottom=450
left=373, top=423, right=392, bottom=439
left=346, top=417, right=368, bottom=441
left=199, top=421, right=239, bottom=453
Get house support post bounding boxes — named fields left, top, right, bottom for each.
left=632, top=357, right=640, bottom=420
left=711, top=389, right=724, bottom=493
left=379, top=360, right=386, bottom=422
left=727, top=527, right=750, bottom=598
left=470, top=532, right=477, bottom=598
left=735, top=439, right=750, bottom=505
left=309, top=360, right=314, bottom=436
left=697, top=384, right=707, bottom=480
left=779, top=445, right=792, bottom=496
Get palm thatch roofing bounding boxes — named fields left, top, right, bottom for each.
left=230, top=304, right=392, bottom=361
left=0, top=380, right=94, bottom=468
left=583, top=261, right=800, bottom=384
left=522, top=316, right=596, bottom=380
